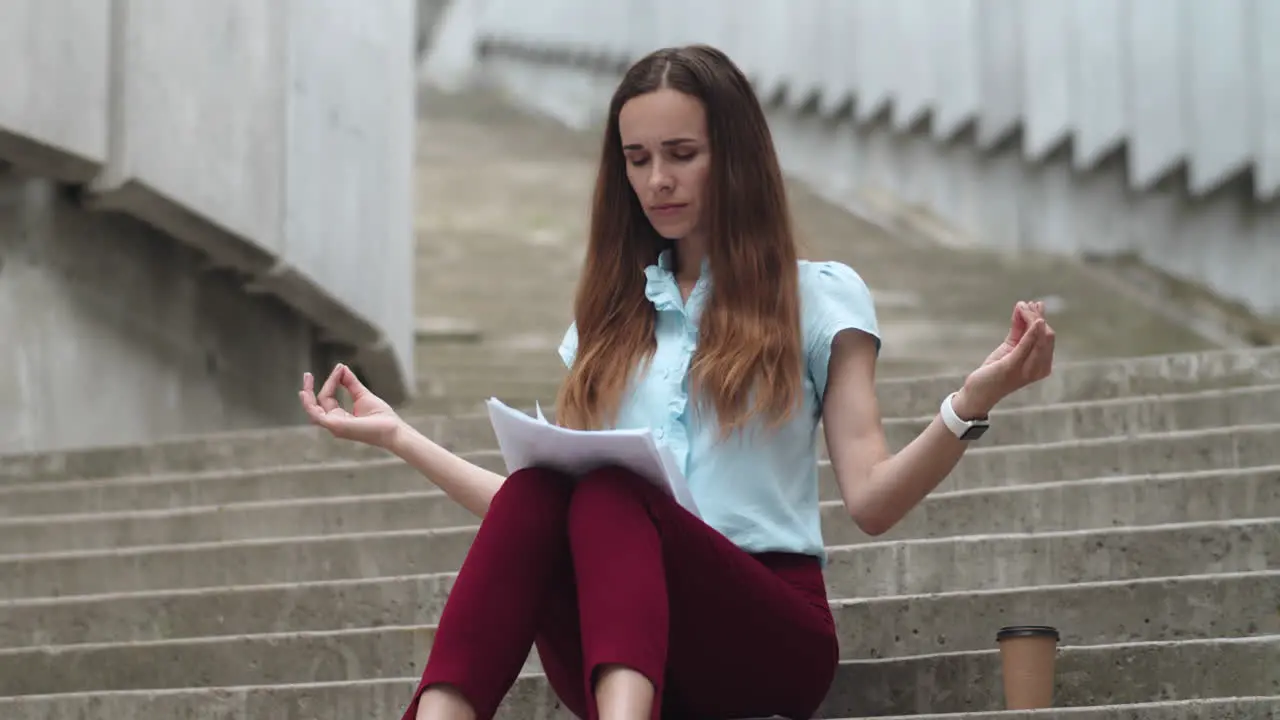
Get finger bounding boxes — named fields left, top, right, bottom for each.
left=1006, top=318, right=1043, bottom=366
left=1024, top=320, right=1056, bottom=374
left=298, top=373, right=319, bottom=409
left=1005, top=302, right=1029, bottom=343
left=301, top=399, right=348, bottom=434
left=1019, top=302, right=1039, bottom=324
left=1039, top=324, right=1057, bottom=376
left=298, top=389, right=318, bottom=413
left=316, top=364, right=344, bottom=412
left=1008, top=299, right=1029, bottom=322
left=300, top=393, right=328, bottom=426
left=339, top=365, right=373, bottom=400
left=1028, top=341, right=1054, bottom=381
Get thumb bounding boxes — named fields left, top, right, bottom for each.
left=317, top=411, right=361, bottom=440
left=302, top=398, right=351, bottom=434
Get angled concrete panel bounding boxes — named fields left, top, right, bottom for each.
left=930, top=0, right=979, bottom=140
left=854, top=0, right=893, bottom=123
left=1125, top=0, right=1187, bottom=189
left=1069, top=0, right=1127, bottom=171
left=817, top=0, right=857, bottom=116
left=974, top=0, right=1024, bottom=149
left=890, top=0, right=934, bottom=132
left=750, top=0, right=793, bottom=102
left=0, top=0, right=110, bottom=182
left=783, top=1, right=826, bottom=105
left=1184, top=0, right=1254, bottom=195
left=1020, top=0, right=1072, bottom=161
left=1256, top=0, right=1280, bottom=200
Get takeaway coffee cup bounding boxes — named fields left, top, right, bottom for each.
left=996, top=625, right=1060, bottom=709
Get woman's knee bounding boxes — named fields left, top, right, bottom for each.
left=567, top=465, right=661, bottom=531
left=489, top=467, right=575, bottom=520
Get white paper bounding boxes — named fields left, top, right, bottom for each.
left=485, top=398, right=700, bottom=517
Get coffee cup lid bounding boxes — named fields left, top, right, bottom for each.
left=996, top=625, right=1060, bottom=641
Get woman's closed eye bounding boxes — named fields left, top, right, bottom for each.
left=627, top=150, right=698, bottom=167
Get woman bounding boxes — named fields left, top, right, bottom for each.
left=299, top=44, right=1055, bottom=720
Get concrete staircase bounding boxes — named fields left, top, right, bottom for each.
left=2, top=88, right=1279, bottom=718
left=1, top=347, right=1279, bottom=718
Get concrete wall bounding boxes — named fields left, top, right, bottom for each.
left=433, top=0, right=1280, bottom=324
left=0, top=0, right=417, bottom=453
left=0, top=170, right=321, bottom=453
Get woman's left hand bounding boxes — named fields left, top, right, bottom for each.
left=955, top=301, right=1056, bottom=417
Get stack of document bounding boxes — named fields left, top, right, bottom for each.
left=485, top=398, right=701, bottom=518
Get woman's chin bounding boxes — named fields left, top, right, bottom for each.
left=647, top=219, right=692, bottom=240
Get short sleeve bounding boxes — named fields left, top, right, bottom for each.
left=558, top=323, right=579, bottom=369
left=802, top=261, right=881, bottom=401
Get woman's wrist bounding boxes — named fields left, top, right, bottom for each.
left=382, top=417, right=416, bottom=454
left=950, top=384, right=997, bottom=421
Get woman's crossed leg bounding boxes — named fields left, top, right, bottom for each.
left=402, top=465, right=839, bottom=720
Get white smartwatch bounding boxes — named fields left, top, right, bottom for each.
left=940, top=392, right=990, bottom=441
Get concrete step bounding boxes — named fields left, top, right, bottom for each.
left=419, top=344, right=1280, bottom=402
left=3, top=516, right=1274, bottom=601
left=936, top=423, right=1280, bottom=493
left=822, top=517, right=1278, bottom=599
left=372, top=383, right=1280, bottom=459
left=859, top=699, right=1280, bottom=719
left=437, top=383, right=1280, bottom=452
left=827, top=465, right=1280, bottom=546
left=3, top=424, right=1274, bottom=535
left=3, top=689, right=1274, bottom=720
left=7, top=581, right=1278, bottom=696
left=874, top=345, right=1280, bottom=417
left=837, top=570, right=1278, bottom=659
left=0, top=625, right=445, bottom=697
left=5, top=464, right=1276, bottom=554
left=816, top=635, right=1280, bottom=716
left=2, top=346, right=1276, bottom=484
left=5, top=565, right=1272, bottom=657
left=416, top=372, right=1280, bottom=440
left=5, top=348, right=1274, bottom=481
left=1, top=637, right=1275, bottom=717
left=6, top=412, right=1278, bottom=504
left=883, top=383, right=1280, bottom=449
left=413, top=345, right=1280, bottom=409
left=0, top=458, right=426, bottom=518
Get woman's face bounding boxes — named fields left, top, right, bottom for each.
left=618, top=88, right=711, bottom=241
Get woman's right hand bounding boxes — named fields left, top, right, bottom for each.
left=299, top=363, right=404, bottom=449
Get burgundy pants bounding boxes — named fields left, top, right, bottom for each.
left=399, top=466, right=839, bottom=720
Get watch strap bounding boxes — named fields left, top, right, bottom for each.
left=941, top=392, right=990, bottom=440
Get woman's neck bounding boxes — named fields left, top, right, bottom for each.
left=672, top=235, right=708, bottom=289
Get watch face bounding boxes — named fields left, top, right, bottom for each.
left=961, top=424, right=989, bottom=440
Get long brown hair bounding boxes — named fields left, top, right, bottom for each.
left=555, top=44, right=803, bottom=439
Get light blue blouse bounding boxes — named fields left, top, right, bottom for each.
left=558, top=249, right=880, bottom=564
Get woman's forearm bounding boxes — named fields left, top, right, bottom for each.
left=386, top=421, right=505, bottom=519
left=855, top=387, right=992, bottom=535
